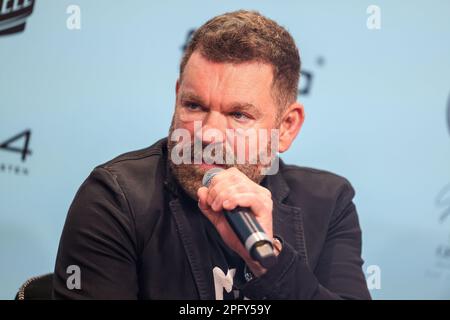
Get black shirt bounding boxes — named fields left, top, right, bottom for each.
left=185, top=196, right=247, bottom=300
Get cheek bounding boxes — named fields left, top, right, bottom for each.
left=174, top=110, right=197, bottom=134
left=179, top=121, right=196, bottom=134
left=224, top=125, right=271, bottom=161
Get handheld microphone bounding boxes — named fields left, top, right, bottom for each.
left=202, top=168, right=277, bottom=269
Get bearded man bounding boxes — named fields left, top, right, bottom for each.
left=53, top=10, right=371, bottom=300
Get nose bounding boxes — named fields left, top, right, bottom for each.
left=195, top=110, right=227, bottom=146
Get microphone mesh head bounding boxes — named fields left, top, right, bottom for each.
left=202, top=168, right=224, bottom=187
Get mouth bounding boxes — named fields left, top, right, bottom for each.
left=197, top=162, right=226, bottom=171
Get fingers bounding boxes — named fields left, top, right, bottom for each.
left=197, top=186, right=209, bottom=207
left=198, top=187, right=213, bottom=215
left=198, top=186, right=224, bottom=227
left=196, top=168, right=274, bottom=258
left=209, top=168, right=270, bottom=197
left=198, top=169, right=272, bottom=217
left=207, top=183, right=248, bottom=208
left=220, top=192, right=272, bottom=216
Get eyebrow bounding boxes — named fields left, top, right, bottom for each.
left=179, top=92, right=205, bottom=105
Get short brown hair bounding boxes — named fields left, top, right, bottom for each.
left=180, top=10, right=301, bottom=111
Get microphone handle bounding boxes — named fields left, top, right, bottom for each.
left=223, top=207, right=275, bottom=267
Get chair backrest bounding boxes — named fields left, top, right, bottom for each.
left=15, top=273, right=53, bottom=300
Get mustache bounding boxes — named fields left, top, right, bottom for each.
left=169, top=138, right=274, bottom=166
left=189, top=141, right=236, bottom=166
left=169, top=137, right=249, bottom=167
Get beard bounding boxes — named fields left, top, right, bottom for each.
left=167, top=118, right=271, bottom=200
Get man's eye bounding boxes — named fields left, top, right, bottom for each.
left=231, top=112, right=251, bottom=121
left=184, top=102, right=201, bottom=111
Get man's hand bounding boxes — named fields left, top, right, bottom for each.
left=197, top=167, right=273, bottom=276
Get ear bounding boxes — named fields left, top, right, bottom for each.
left=278, top=102, right=305, bottom=153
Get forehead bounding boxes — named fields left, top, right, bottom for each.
left=180, top=51, right=275, bottom=105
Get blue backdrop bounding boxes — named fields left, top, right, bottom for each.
left=1, top=0, right=450, bottom=299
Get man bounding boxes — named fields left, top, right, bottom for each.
left=53, top=10, right=371, bottom=300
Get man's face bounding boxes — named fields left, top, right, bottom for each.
left=168, top=51, right=280, bottom=199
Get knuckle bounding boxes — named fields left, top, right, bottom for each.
left=229, top=167, right=239, bottom=173
left=234, top=183, right=248, bottom=193
left=229, top=175, right=240, bottom=184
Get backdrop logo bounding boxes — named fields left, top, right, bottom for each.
left=0, top=129, right=31, bottom=175
left=0, top=0, right=35, bottom=36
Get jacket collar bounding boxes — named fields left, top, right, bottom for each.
left=263, top=164, right=309, bottom=267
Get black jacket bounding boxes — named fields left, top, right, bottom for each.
left=53, top=138, right=371, bottom=299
